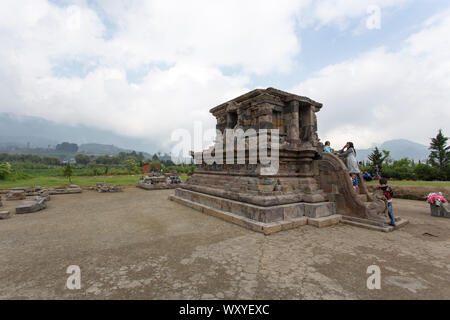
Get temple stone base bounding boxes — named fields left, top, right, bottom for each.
left=307, top=215, right=342, bottom=228
left=170, top=189, right=337, bottom=234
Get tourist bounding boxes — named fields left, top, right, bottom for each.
left=323, top=141, right=332, bottom=153
left=338, top=142, right=360, bottom=192
left=338, top=142, right=359, bottom=173
left=358, top=161, right=364, bottom=172
left=351, top=173, right=359, bottom=193
left=363, top=170, right=372, bottom=182
left=373, top=164, right=381, bottom=180
left=379, top=178, right=396, bottom=227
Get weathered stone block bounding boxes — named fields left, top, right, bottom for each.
left=303, top=193, right=325, bottom=203
left=0, top=210, right=11, bottom=219
left=307, top=215, right=341, bottom=228
left=430, top=204, right=450, bottom=218
left=6, top=190, right=26, bottom=201
left=38, top=189, right=51, bottom=201
left=304, top=202, right=335, bottom=218
left=15, top=197, right=47, bottom=214
left=282, top=204, right=305, bottom=219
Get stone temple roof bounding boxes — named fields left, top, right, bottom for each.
left=210, top=87, right=323, bottom=114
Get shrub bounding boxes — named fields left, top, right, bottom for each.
left=414, top=164, right=438, bottom=181
left=0, top=162, right=12, bottom=180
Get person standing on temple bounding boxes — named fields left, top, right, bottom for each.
left=323, top=141, right=332, bottom=153
left=338, top=142, right=360, bottom=190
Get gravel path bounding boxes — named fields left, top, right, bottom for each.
left=0, top=188, right=449, bottom=299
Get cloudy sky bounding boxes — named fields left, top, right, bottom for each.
left=0, top=0, right=449, bottom=152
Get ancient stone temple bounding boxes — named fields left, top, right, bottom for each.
left=170, top=88, right=408, bottom=234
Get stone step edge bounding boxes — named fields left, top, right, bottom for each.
left=175, top=188, right=332, bottom=210
left=169, top=195, right=341, bottom=235
left=341, top=215, right=388, bottom=227
left=341, top=215, right=409, bottom=232
left=341, top=219, right=394, bottom=232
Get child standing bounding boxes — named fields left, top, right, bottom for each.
left=379, top=178, right=396, bottom=226
left=323, top=141, right=332, bottom=153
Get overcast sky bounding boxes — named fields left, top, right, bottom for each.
left=0, top=0, right=449, bottom=151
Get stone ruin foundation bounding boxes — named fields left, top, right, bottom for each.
left=96, top=182, right=123, bottom=193
left=6, top=190, right=26, bottom=201
left=50, top=185, right=82, bottom=195
left=137, top=173, right=182, bottom=190
left=170, top=88, right=408, bottom=234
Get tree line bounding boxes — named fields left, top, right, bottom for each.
left=364, top=129, right=449, bottom=181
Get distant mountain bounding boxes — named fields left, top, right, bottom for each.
left=0, top=113, right=160, bottom=154
left=1, top=113, right=431, bottom=163
left=78, top=143, right=152, bottom=158
left=356, top=139, right=429, bottom=162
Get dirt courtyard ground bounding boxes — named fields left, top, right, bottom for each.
left=0, top=188, right=449, bottom=300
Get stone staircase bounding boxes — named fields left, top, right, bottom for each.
left=341, top=215, right=409, bottom=232
left=317, top=152, right=409, bottom=232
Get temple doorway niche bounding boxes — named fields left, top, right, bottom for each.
left=228, top=111, right=237, bottom=129
left=272, top=109, right=284, bottom=135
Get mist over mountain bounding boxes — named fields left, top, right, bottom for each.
left=1, top=113, right=431, bottom=161
left=356, top=139, right=429, bottom=162
left=0, top=113, right=161, bottom=154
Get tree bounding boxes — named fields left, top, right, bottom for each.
left=152, top=154, right=160, bottom=162
left=368, top=147, right=390, bottom=167
left=428, top=129, right=449, bottom=169
left=118, top=152, right=127, bottom=162
left=125, top=158, right=139, bottom=174
left=42, top=156, right=61, bottom=166
left=56, top=142, right=79, bottom=153
left=63, top=163, right=73, bottom=183
left=136, top=152, right=145, bottom=162
left=0, top=162, right=12, bottom=180
left=75, top=154, right=91, bottom=166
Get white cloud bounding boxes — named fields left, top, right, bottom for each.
left=297, top=0, right=408, bottom=28
left=292, top=9, right=450, bottom=149
left=0, top=0, right=420, bottom=152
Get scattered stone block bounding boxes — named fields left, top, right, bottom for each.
left=0, top=210, right=11, bottom=219
left=137, top=174, right=181, bottom=190
left=15, top=196, right=47, bottom=214
left=38, top=189, right=51, bottom=201
left=96, top=182, right=123, bottom=193
left=6, top=190, right=26, bottom=201
left=430, top=203, right=450, bottom=218
left=49, top=185, right=82, bottom=195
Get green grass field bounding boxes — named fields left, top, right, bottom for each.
left=0, top=174, right=191, bottom=189
left=1, top=173, right=447, bottom=189
left=366, top=180, right=450, bottom=188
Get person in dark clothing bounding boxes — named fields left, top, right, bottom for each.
left=373, top=164, right=381, bottom=180
left=378, top=178, right=396, bottom=226
left=363, top=170, right=373, bottom=181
